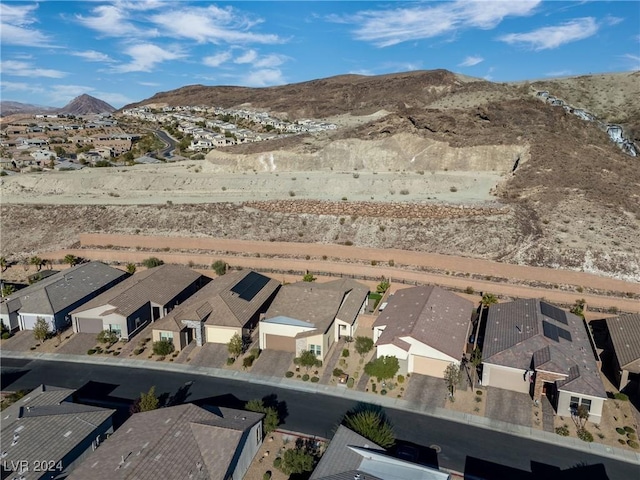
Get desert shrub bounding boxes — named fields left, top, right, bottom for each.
left=347, top=378, right=355, bottom=388
left=399, top=189, right=409, bottom=195
left=133, top=348, right=144, bottom=355
left=1, top=332, right=10, bottom=340
left=113, top=351, right=120, bottom=356
left=380, top=389, right=387, bottom=395
left=302, top=374, right=310, bottom=381
left=476, top=390, right=483, bottom=395
left=577, top=428, right=593, bottom=442
left=344, top=240, right=353, bottom=246
left=465, top=286, right=475, bottom=294
left=333, top=368, right=344, bottom=377
left=627, top=433, right=637, bottom=441
left=243, top=356, right=255, bottom=368
left=616, top=427, right=626, bottom=435
left=628, top=440, right=639, bottom=449
left=618, top=438, right=627, bottom=445
left=342, top=348, right=349, bottom=358
left=152, top=340, right=174, bottom=356
left=474, top=396, right=482, bottom=403
left=397, top=375, right=404, bottom=384
left=555, top=426, right=570, bottom=436
left=263, top=472, right=272, bottom=480
left=226, top=357, right=235, bottom=365
left=311, top=376, right=319, bottom=383
left=450, top=186, right=458, bottom=192
left=614, top=392, right=629, bottom=401
left=142, top=257, right=164, bottom=268
left=285, top=371, right=294, bottom=378
left=624, top=426, right=636, bottom=433
left=87, top=349, right=96, bottom=355
left=273, top=457, right=282, bottom=469
left=289, top=190, right=296, bottom=197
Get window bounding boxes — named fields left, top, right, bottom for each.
left=581, top=398, right=592, bottom=412
left=160, top=332, right=174, bottom=342
left=570, top=396, right=579, bottom=412
left=108, top=324, right=122, bottom=336
left=309, top=344, right=321, bottom=356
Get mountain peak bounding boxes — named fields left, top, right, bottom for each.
left=60, top=94, right=115, bottom=115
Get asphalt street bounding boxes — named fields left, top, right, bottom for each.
left=1, top=358, right=637, bottom=479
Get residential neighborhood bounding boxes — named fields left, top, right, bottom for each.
left=1, top=254, right=639, bottom=479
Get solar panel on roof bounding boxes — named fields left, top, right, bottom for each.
left=541, top=302, right=568, bottom=324
left=230, top=272, right=270, bottom=301
left=557, top=327, right=572, bottom=342
left=542, top=320, right=559, bottom=342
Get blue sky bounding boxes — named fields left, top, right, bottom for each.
left=1, top=1, right=639, bottom=108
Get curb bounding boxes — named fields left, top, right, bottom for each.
left=2, top=350, right=640, bottom=465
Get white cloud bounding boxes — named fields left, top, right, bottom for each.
left=1, top=60, right=67, bottom=78
left=338, top=0, right=540, bottom=47
left=499, top=17, right=598, bottom=50
left=241, top=68, right=286, bottom=87
left=112, top=44, right=183, bottom=73
left=150, top=5, right=282, bottom=44
left=47, top=84, right=95, bottom=105
left=0, top=81, right=45, bottom=95
left=621, top=54, right=640, bottom=70
left=203, top=51, right=233, bottom=67
left=545, top=70, right=572, bottom=77
left=93, top=92, right=135, bottom=108
left=138, top=81, right=161, bottom=87
left=235, top=50, right=259, bottom=64
left=254, top=54, right=288, bottom=69
left=458, top=55, right=484, bottom=67
left=71, top=50, right=115, bottom=63
left=0, top=4, right=54, bottom=47
left=75, top=4, right=151, bottom=37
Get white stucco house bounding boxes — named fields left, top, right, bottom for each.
left=373, top=286, right=474, bottom=378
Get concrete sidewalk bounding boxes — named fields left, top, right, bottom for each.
left=3, top=349, right=640, bottom=466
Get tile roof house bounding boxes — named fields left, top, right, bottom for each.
left=70, top=264, right=207, bottom=341
left=259, top=279, right=369, bottom=360
left=372, top=286, right=474, bottom=378
left=1, top=384, right=115, bottom=480
left=67, top=403, right=264, bottom=480
left=482, top=299, right=607, bottom=423
left=2, top=261, right=129, bottom=333
left=152, top=270, right=279, bottom=350
left=310, top=425, right=449, bottom=480
left=604, top=313, right=640, bottom=392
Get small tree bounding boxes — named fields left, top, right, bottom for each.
left=279, top=447, right=315, bottom=475
left=570, top=299, right=586, bottom=318
left=444, top=363, right=463, bottom=398
left=364, top=355, right=400, bottom=382
left=97, top=329, right=118, bottom=346
left=572, top=404, right=590, bottom=430
left=2, top=284, right=15, bottom=297
left=297, top=350, right=320, bottom=371
left=126, top=263, right=137, bottom=274
left=142, top=257, right=164, bottom=268
left=344, top=409, right=395, bottom=448
left=63, top=254, right=80, bottom=266
left=469, top=347, right=482, bottom=388
left=302, top=272, right=316, bottom=282
left=152, top=339, right=174, bottom=356
left=29, top=256, right=45, bottom=272
left=211, top=260, right=227, bottom=276
left=227, top=333, right=244, bottom=360
left=131, top=386, right=159, bottom=414
left=376, top=278, right=390, bottom=294
left=33, top=317, right=50, bottom=342
left=481, top=293, right=498, bottom=307
left=245, top=399, right=280, bottom=435
left=0, top=257, right=7, bottom=272
left=355, top=336, right=374, bottom=358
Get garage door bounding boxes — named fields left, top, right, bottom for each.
left=265, top=334, right=296, bottom=352
left=76, top=317, right=104, bottom=334
left=412, top=355, right=452, bottom=378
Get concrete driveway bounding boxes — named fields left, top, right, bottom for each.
left=485, top=387, right=532, bottom=427
left=251, top=350, right=295, bottom=377
left=189, top=343, right=229, bottom=368
left=404, top=374, right=447, bottom=408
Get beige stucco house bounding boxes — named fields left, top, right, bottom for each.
left=71, top=264, right=206, bottom=341
left=152, top=270, right=280, bottom=350
left=482, top=299, right=607, bottom=424
left=373, top=286, right=474, bottom=378
left=259, top=279, right=369, bottom=360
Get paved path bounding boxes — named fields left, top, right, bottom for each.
left=3, top=350, right=639, bottom=468
left=542, top=396, right=556, bottom=433
left=44, top=248, right=640, bottom=312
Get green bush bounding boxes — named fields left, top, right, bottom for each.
left=476, top=390, right=483, bottom=395
left=226, top=357, right=235, bottom=365
left=618, top=438, right=627, bottom=445
left=243, top=356, right=255, bottom=368
left=397, top=375, right=405, bottom=384
left=333, top=368, right=344, bottom=377
left=87, top=349, right=96, bottom=355
left=627, top=433, right=637, bottom=441
left=152, top=339, right=174, bottom=356
left=142, top=257, right=164, bottom=268
left=113, top=351, right=120, bottom=356
left=1, top=332, right=10, bottom=340
left=342, top=348, right=350, bottom=358
left=380, top=389, right=387, bottom=395
left=624, top=426, right=636, bottom=433
left=347, top=377, right=355, bottom=388
left=474, top=396, right=482, bottom=403
left=263, top=472, right=272, bottom=480
left=577, top=428, right=593, bottom=442
left=285, top=371, right=294, bottom=378
left=133, top=348, right=144, bottom=355
left=302, top=374, right=310, bottom=381
left=616, top=427, right=626, bottom=435
left=311, top=376, right=319, bottom=383
left=555, top=426, right=570, bottom=436
left=614, top=393, right=629, bottom=401
left=628, top=440, right=639, bottom=449
left=249, top=347, right=260, bottom=359
left=273, top=458, right=282, bottom=468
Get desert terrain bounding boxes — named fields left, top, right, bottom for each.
left=1, top=70, right=639, bottom=283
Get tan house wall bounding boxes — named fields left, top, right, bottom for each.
left=557, top=390, right=605, bottom=425
left=206, top=325, right=241, bottom=344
